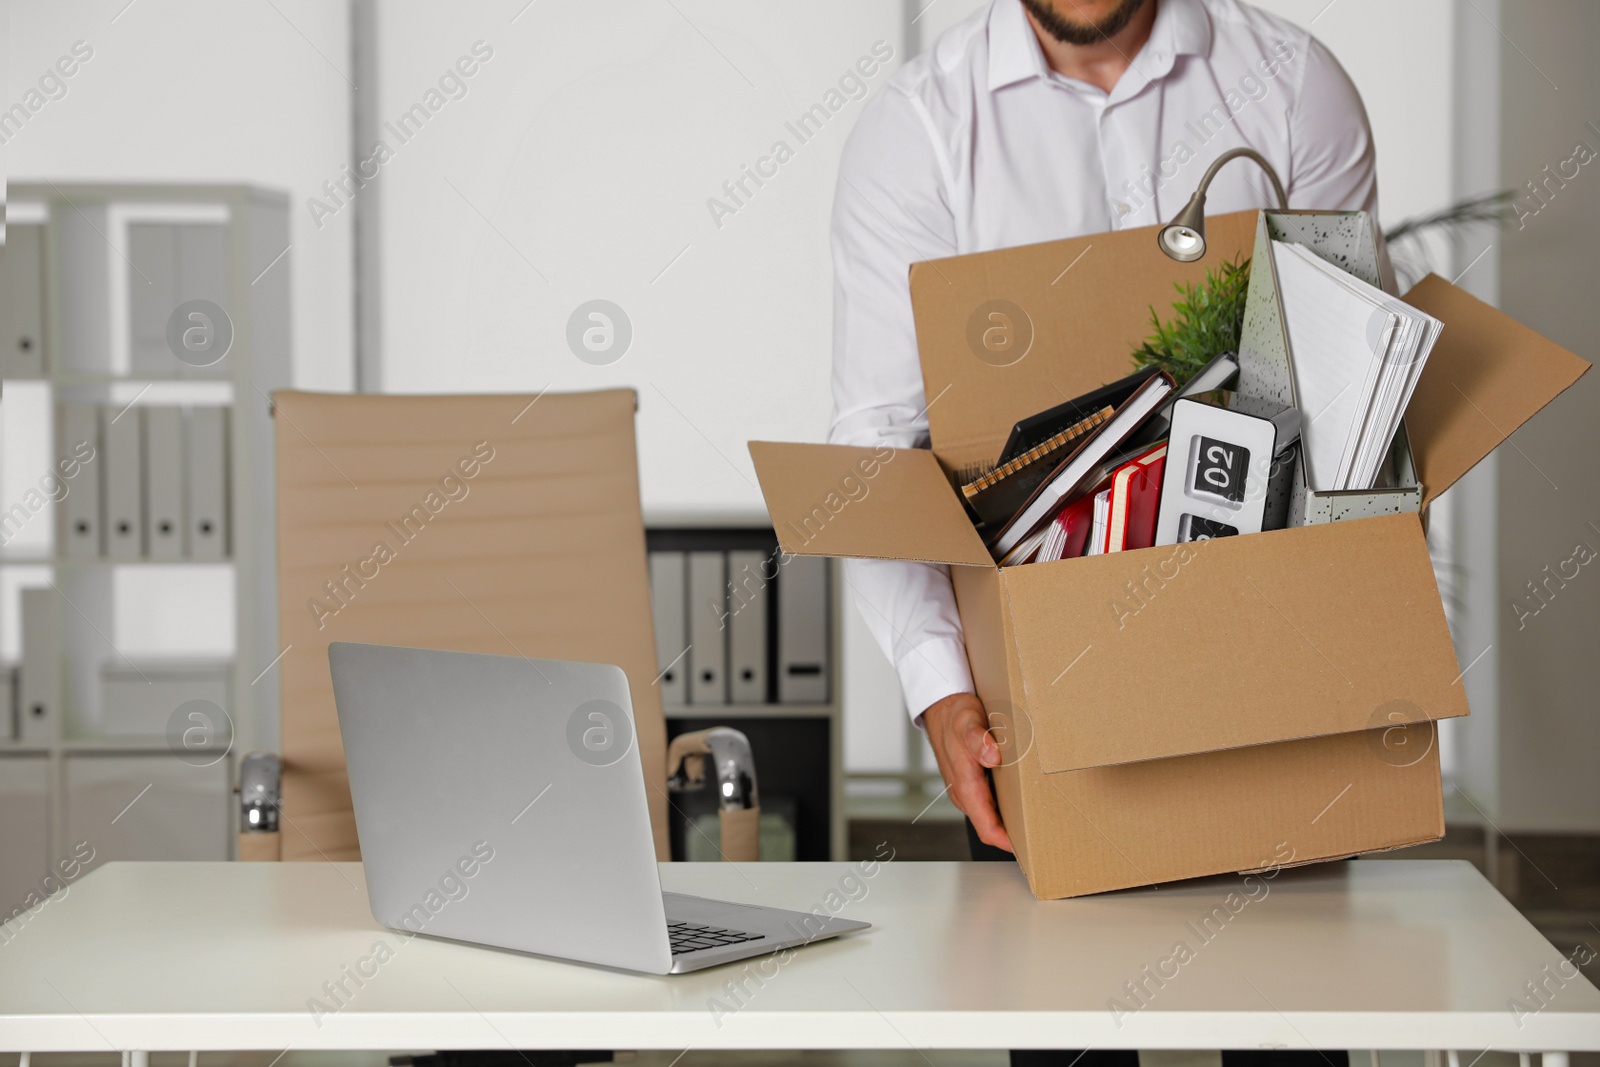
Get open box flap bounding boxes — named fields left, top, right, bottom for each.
left=907, top=211, right=1259, bottom=475
left=1403, top=274, right=1591, bottom=506
left=749, top=441, right=993, bottom=567
left=1002, top=512, right=1468, bottom=773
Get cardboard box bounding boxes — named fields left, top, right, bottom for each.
left=750, top=210, right=1589, bottom=899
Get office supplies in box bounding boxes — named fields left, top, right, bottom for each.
left=749, top=209, right=1589, bottom=900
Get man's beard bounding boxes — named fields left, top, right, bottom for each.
left=1019, top=0, right=1151, bottom=47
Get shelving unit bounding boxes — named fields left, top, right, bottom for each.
left=0, top=184, right=290, bottom=917
left=645, top=518, right=847, bottom=861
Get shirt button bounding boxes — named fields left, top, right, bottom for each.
left=1114, top=200, right=1131, bottom=217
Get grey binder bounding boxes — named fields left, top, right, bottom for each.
left=144, top=406, right=186, bottom=559
left=19, top=588, right=62, bottom=742
left=57, top=403, right=103, bottom=558
left=187, top=406, right=230, bottom=559
left=648, top=552, right=688, bottom=707
left=686, top=551, right=728, bottom=705
left=1, top=666, right=16, bottom=741
left=726, top=550, right=769, bottom=704
left=129, top=222, right=228, bottom=376
left=102, top=405, right=146, bottom=559
left=2, top=223, right=47, bottom=378
left=128, top=224, right=177, bottom=375
left=777, top=556, right=830, bottom=704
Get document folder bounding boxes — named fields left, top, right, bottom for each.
left=686, top=551, right=727, bottom=704
left=726, top=549, right=769, bottom=704
left=144, top=407, right=186, bottom=559
left=2, top=223, right=47, bottom=378
left=128, top=224, right=177, bottom=375
left=57, top=403, right=103, bottom=558
left=777, top=556, right=829, bottom=704
left=648, top=551, right=688, bottom=707
left=102, top=406, right=146, bottom=559
left=187, top=406, right=230, bottom=559
left=18, top=588, right=62, bottom=742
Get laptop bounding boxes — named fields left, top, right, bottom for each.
left=328, top=641, right=869, bottom=974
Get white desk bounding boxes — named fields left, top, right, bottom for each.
left=1, top=859, right=1597, bottom=1054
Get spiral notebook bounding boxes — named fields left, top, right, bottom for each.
left=960, top=406, right=1113, bottom=527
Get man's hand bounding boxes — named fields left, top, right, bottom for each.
left=922, top=692, right=1012, bottom=853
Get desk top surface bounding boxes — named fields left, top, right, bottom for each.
left=1, top=858, right=1597, bottom=1052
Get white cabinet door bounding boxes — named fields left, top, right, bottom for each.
left=64, top=754, right=230, bottom=875
left=0, top=755, right=51, bottom=921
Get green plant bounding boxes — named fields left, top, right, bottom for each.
left=1130, top=255, right=1251, bottom=387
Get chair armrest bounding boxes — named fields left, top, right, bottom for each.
left=667, top=727, right=760, bottom=862
left=235, top=751, right=282, bottom=862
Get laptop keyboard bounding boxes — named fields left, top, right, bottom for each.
left=668, top=921, right=766, bottom=955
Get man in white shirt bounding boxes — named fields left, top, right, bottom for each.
left=829, top=0, right=1386, bottom=859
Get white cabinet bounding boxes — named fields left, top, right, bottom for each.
left=64, top=754, right=230, bottom=876
left=0, top=755, right=51, bottom=920
left=2, top=184, right=292, bottom=873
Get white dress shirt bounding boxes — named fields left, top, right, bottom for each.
left=829, top=0, right=1390, bottom=723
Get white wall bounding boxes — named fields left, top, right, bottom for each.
left=1492, top=0, right=1600, bottom=832
left=6, top=0, right=354, bottom=392
left=362, top=1, right=905, bottom=519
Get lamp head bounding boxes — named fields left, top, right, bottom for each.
left=1157, top=147, right=1288, bottom=262
left=1157, top=191, right=1208, bottom=262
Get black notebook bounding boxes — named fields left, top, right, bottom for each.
left=996, top=366, right=1161, bottom=466
left=988, top=370, right=1175, bottom=559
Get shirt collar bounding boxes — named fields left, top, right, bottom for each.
left=986, top=0, right=1213, bottom=93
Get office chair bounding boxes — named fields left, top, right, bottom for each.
left=236, top=388, right=759, bottom=868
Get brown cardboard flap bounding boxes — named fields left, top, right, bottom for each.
left=908, top=211, right=1259, bottom=474
left=1404, top=274, right=1591, bottom=505
left=749, top=440, right=993, bottom=566
left=1003, top=729, right=1443, bottom=899
left=1002, top=513, right=1468, bottom=773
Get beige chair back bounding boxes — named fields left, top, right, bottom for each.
left=272, top=389, right=669, bottom=861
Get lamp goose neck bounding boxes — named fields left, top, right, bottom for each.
left=1193, top=147, right=1288, bottom=210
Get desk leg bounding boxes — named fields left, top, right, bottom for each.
left=1542, top=1054, right=1569, bottom=1067
left=130, top=1051, right=149, bottom=1067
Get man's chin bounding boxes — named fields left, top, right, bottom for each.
left=1020, top=0, right=1151, bottom=47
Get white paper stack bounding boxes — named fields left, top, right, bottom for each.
left=1271, top=240, right=1443, bottom=491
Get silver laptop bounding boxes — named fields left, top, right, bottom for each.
left=328, top=641, right=869, bottom=974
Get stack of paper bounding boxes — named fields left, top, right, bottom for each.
left=1271, top=240, right=1443, bottom=491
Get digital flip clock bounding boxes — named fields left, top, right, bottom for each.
left=1154, top=398, right=1300, bottom=545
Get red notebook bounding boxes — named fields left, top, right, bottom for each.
left=1103, top=443, right=1167, bottom=553
left=1037, top=490, right=1098, bottom=563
